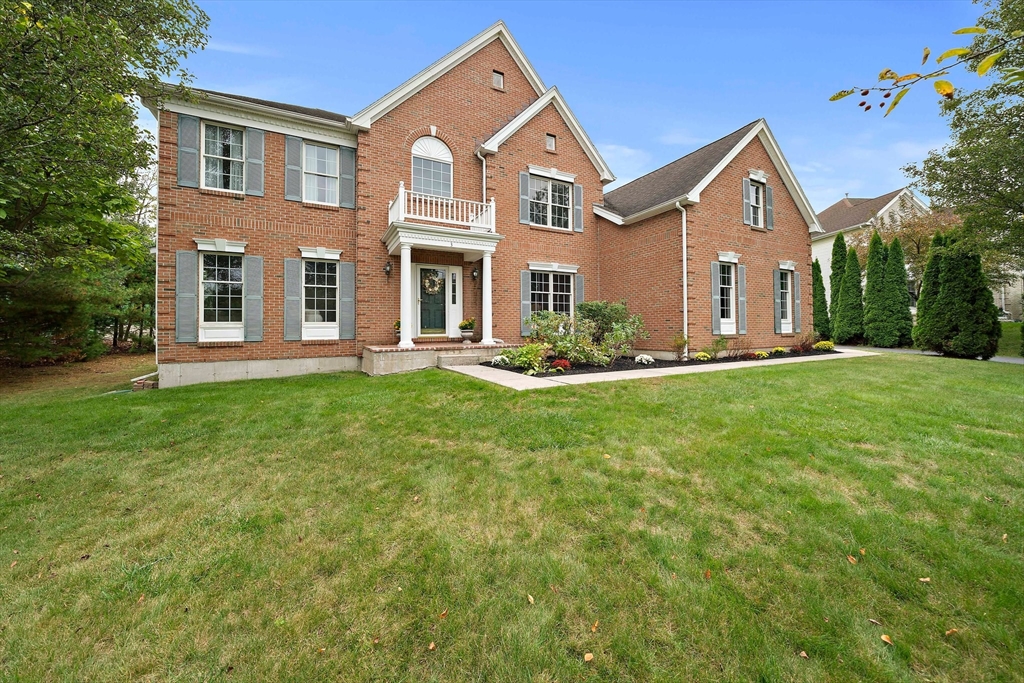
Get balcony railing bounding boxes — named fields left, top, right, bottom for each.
left=388, top=182, right=495, bottom=232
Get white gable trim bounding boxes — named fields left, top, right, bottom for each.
left=479, top=87, right=615, bottom=184
left=875, top=188, right=931, bottom=221
left=686, top=120, right=822, bottom=233
left=350, top=21, right=546, bottom=130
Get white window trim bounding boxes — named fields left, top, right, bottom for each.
left=411, top=136, right=454, bottom=199
left=717, top=251, right=741, bottom=264
left=750, top=181, right=764, bottom=228
left=529, top=269, right=574, bottom=316
left=301, top=259, right=340, bottom=341
left=779, top=268, right=793, bottom=334
left=719, top=262, right=736, bottom=336
left=492, top=70, right=504, bottom=89
left=527, top=261, right=579, bottom=274
left=778, top=260, right=796, bottom=270
left=527, top=174, right=573, bottom=231
left=527, top=164, right=575, bottom=183
left=199, top=251, right=245, bottom=342
left=546, top=134, right=556, bottom=151
left=302, top=141, right=341, bottom=206
left=299, top=246, right=342, bottom=261
left=195, top=238, right=247, bottom=254
left=748, top=169, right=769, bottom=183
left=199, top=121, right=245, bottom=194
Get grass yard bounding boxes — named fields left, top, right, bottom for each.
left=999, top=321, right=1021, bottom=358
left=1, top=354, right=1022, bottom=682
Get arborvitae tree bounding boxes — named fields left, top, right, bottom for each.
left=829, top=231, right=848, bottom=337
left=812, top=259, right=830, bottom=340
left=832, top=248, right=864, bottom=344
left=880, top=238, right=915, bottom=347
left=931, top=241, right=1002, bottom=359
left=862, top=231, right=889, bottom=345
left=912, top=232, right=946, bottom=350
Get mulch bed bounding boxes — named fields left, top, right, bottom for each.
left=485, top=349, right=839, bottom=376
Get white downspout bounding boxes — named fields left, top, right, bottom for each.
left=675, top=201, right=689, bottom=358
left=476, top=150, right=487, bottom=203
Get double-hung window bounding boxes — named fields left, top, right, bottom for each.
left=779, top=269, right=792, bottom=333
left=528, top=176, right=571, bottom=230
left=200, top=253, right=244, bottom=341
left=303, top=143, right=339, bottom=205
left=302, top=260, right=340, bottom=340
left=719, top=262, right=736, bottom=335
left=530, top=271, right=573, bottom=314
left=749, top=182, right=764, bottom=228
left=203, top=123, right=244, bottom=192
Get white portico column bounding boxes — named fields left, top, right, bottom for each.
left=480, top=250, right=495, bottom=345
left=398, top=243, right=414, bottom=348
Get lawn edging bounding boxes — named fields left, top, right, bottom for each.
left=445, top=348, right=879, bottom=390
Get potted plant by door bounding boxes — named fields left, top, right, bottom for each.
left=394, top=319, right=401, bottom=339
left=459, top=317, right=476, bottom=343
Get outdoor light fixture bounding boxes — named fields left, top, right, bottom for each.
left=471, top=266, right=479, bottom=280
left=383, top=261, right=392, bottom=278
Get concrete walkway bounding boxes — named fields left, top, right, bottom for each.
left=445, top=348, right=879, bottom=391
left=837, top=345, right=1024, bottom=365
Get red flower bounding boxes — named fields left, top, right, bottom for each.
left=551, top=359, right=571, bottom=370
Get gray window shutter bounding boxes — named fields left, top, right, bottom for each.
left=243, top=255, right=263, bottom=341
left=285, top=136, right=302, bottom=202
left=575, top=273, right=584, bottom=304
left=338, top=261, right=355, bottom=339
left=742, top=178, right=752, bottom=226
left=284, top=258, right=302, bottom=340
left=339, top=146, right=356, bottom=209
left=766, top=186, right=774, bottom=230
left=711, top=262, right=721, bottom=336
left=175, top=250, right=198, bottom=342
left=245, top=128, right=264, bottom=196
left=737, top=264, right=747, bottom=335
left=774, top=269, right=783, bottom=334
left=520, top=270, right=532, bottom=336
left=177, top=114, right=200, bottom=188
left=793, top=271, right=801, bottom=333
left=573, top=183, right=584, bottom=232
left=519, top=172, right=530, bottom=224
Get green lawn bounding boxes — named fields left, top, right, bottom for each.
left=1, top=355, right=1022, bottom=682
left=1000, top=321, right=1022, bottom=357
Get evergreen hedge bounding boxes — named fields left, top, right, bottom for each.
left=932, top=242, right=1002, bottom=359
left=862, top=231, right=889, bottom=346
left=913, top=232, right=946, bottom=350
left=828, top=232, right=847, bottom=338
left=811, top=259, right=830, bottom=340
left=881, top=238, right=914, bottom=347
left=832, top=248, right=864, bottom=344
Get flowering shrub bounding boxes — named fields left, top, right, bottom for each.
left=458, top=317, right=475, bottom=331
left=491, top=354, right=511, bottom=366
left=694, top=352, right=712, bottom=362
left=771, top=346, right=787, bottom=355
left=550, top=359, right=571, bottom=371
left=755, top=351, right=770, bottom=359
left=813, top=340, right=835, bottom=351
left=635, top=354, right=655, bottom=365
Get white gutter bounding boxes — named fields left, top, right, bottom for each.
left=476, top=150, right=487, bottom=203
left=675, top=201, right=689, bottom=358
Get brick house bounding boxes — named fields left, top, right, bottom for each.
left=146, top=22, right=822, bottom=387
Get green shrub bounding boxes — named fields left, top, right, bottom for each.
left=671, top=332, right=689, bottom=361
left=526, top=311, right=608, bottom=366
left=600, top=315, right=649, bottom=365
left=828, top=231, right=848, bottom=338
left=700, top=336, right=728, bottom=359
left=863, top=231, right=889, bottom=346
left=576, top=300, right=628, bottom=342
left=494, top=343, right=551, bottom=375
left=913, top=232, right=946, bottom=350
left=811, top=259, right=830, bottom=340
left=881, top=237, right=914, bottom=347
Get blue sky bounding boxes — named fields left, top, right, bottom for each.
left=141, top=0, right=982, bottom=211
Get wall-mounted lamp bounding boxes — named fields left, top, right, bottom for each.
left=471, top=266, right=479, bottom=281
left=383, top=261, right=392, bottom=278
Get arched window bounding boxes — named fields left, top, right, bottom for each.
left=411, top=136, right=452, bottom=198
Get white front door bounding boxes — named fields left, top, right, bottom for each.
left=414, top=264, right=463, bottom=338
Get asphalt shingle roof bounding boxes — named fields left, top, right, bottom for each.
left=816, top=188, right=905, bottom=236
left=194, top=87, right=350, bottom=125
left=602, top=120, right=760, bottom=217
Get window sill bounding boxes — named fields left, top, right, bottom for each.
left=492, top=86, right=506, bottom=93
left=199, top=188, right=245, bottom=199
left=750, top=225, right=769, bottom=233
left=545, top=149, right=558, bottom=155
left=197, top=341, right=244, bottom=348
left=528, top=224, right=574, bottom=235
left=302, top=201, right=341, bottom=212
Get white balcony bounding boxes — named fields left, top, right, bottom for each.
left=388, top=182, right=495, bottom=232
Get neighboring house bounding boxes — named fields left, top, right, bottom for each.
left=812, top=188, right=928, bottom=305
left=145, top=22, right=820, bottom=387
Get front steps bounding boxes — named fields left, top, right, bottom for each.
left=361, top=342, right=514, bottom=376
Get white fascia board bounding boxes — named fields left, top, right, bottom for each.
left=382, top=221, right=505, bottom=257
left=350, top=21, right=546, bottom=130
left=876, top=188, right=932, bottom=221
left=810, top=222, right=870, bottom=242
left=613, top=195, right=694, bottom=225
left=157, top=98, right=357, bottom=149
left=593, top=204, right=624, bottom=225
left=687, top=120, right=823, bottom=234
left=479, top=87, right=616, bottom=184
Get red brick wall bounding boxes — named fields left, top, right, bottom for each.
left=155, top=112, right=360, bottom=365
left=597, top=135, right=813, bottom=352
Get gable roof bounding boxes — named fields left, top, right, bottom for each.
left=478, top=87, right=615, bottom=183
left=815, top=188, right=913, bottom=238
left=191, top=87, right=350, bottom=125
left=599, top=119, right=822, bottom=232
left=349, top=21, right=546, bottom=130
